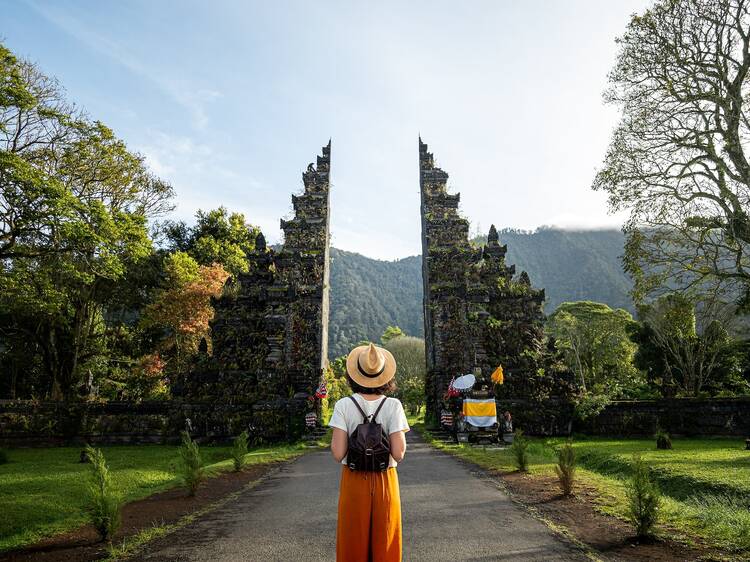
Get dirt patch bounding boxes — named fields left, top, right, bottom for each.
left=495, top=470, right=717, bottom=561
left=0, top=463, right=284, bottom=562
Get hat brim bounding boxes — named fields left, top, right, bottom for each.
left=346, top=344, right=397, bottom=388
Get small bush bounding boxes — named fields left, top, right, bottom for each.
left=655, top=429, right=672, bottom=450
left=231, top=431, right=249, bottom=472
left=179, top=431, right=204, bottom=496
left=626, top=454, right=661, bottom=538
left=555, top=440, right=576, bottom=496
left=0, top=449, right=8, bottom=465
left=510, top=429, right=529, bottom=472
left=84, top=445, right=121, bottom=541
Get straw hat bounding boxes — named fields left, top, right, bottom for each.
left=346, top=343, right=397, bottom=388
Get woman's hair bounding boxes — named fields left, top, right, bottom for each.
left=346, top=374, right=397, bottom=395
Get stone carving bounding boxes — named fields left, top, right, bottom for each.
left=419, top=138, right=568, bottom=421
left=182, top=141, right=332, bottom=439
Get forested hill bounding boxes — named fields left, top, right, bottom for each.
left=327, top=228, right=632, bottom=359
left=328, top=248, right=423, bottom=358
left=494, top=228, right=633, bottom=313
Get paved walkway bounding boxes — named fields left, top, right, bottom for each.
left=134, top=432, right=585, bottom=561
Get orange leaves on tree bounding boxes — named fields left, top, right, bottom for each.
left=143, top=256, right=229, bottom=361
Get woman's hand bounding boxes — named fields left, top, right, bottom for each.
left=331, top=428, right=348, bottom=462
left=389, top=430, right=407, bottom=462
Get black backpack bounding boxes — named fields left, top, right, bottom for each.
left=347, top=396, right=391, bottom=472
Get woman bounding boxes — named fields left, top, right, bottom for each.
left=329, top=343, right=410, bottom=562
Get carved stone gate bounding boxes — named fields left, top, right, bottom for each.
left=419, top=139, right=555, bottom=422
left=184, top=141, right=332, bottom=439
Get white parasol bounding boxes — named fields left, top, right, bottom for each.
left=452, top=374, right=476, bottom=391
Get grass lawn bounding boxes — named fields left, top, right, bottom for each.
left=0, top=441, right=308, bottom=553
left=418, top=426, right=750, bottom=555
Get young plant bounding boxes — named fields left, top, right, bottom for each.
left=626, top=454, right=661, bottom=538
left=84, top=445, right=121, bottom=542
left=179, top=431, right=204, bottom=496
left=555, top=440, right=576, bottom=496
left=655, top=428, right=672, bottom=450
left=231, top=431, right=249, bottom=472
left=510, top=429, right=529, bottom=472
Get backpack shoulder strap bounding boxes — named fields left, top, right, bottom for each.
left=349, top=395, right=368, bottom=423
left=371, top=397, right=388, bottom=424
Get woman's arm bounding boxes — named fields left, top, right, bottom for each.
left=330, top=428, right=348, bottom=462
left=389, top=430, right=407, bottom=462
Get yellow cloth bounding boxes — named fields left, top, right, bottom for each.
left=491, top=365, right=504, bottom=384
left=462, top=399, right=497, bottom=417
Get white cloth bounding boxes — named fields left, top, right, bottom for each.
left=328, top=394, right=410, bottom=468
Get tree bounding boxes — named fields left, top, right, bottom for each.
left=0, top=43, right=174, bottom=399
left=631, top=293, right=742, bottom=396
left=384, top=335, right=426, bottom=415
left=0, top=43, right=76, bottom=260
left=381, top=326, right=405, bottom=345
left=141, top=252, right=229, bottom=376
left=593, top=0, right=750, bottom=305
left=162, top=207, right=260, bottom=277
left=547, top=302, right=642, bottom=396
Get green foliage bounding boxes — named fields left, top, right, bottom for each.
left=231, top=431, right=249, bottom=471
left=0, top=41, right=174, bottom=401
left=84, top=445, right=121, bottom=542
left=572, top=392, right=612, bottom=420
left=0, top=449, right=7, bottom=465
left=384, top=335, right=426, bottom=415
left=320, top=358, right=351, bottom=421
left=381, top=325, right=405, bottom=344
left=510, top=429, right=529, bottom=472
left=626, top=454, right=661, bottom=538
left=632, top=294, right=743, bottom=397
left=555, top=440, right=576, bottom=496
left=593, top=0, right=750, bottom=305
left=547, top=301, right=643, bottom=408
left=162, top=207, right=261, bottom=277
left=178, top=432, right=204, bottom=496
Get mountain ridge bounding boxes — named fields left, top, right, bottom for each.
left=327, top=228, right=632, bottom=358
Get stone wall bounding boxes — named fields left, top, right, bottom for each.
left=579, top=397, right=750, bottom=437
left=0, top=399, right=309, bottom=447
left=496, top=397, right=750, bottom=437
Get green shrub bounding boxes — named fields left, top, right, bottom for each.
left=178, top=432, right=204, bottom=496
left=510, top=429, right=529, bottom=472
left=231, top=431, right=249, bottom=472
left=555, top=440, right=576, bottom=496
left=84, top=445, right=121, bottom=542
left=655, top=429, right=672, bottom=450
left=626, top=454, right=661, bottom=538
left=0, top=449, right=8, bottom=465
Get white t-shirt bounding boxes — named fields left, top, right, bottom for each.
left=328, top=394, right=410, bottom=468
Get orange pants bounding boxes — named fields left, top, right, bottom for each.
left=336, top=466, right=402, bottom=562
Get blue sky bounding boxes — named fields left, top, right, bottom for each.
left=3, top=0, right=649, bottom=259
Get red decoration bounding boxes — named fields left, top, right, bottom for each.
left=315, top=379, right=328, bottom=399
